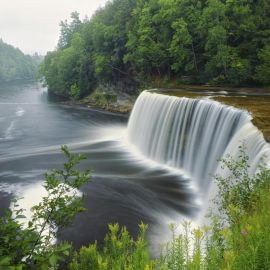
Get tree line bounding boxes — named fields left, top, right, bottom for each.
left=0, top=39, right=41, bottom=83
left=40, top=0, right=270, bottom=99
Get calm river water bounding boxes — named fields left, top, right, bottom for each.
left=0, top=81, right=197, bottom=250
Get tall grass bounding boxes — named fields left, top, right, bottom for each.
left=69, top=148, right=270, bottom=270
left=70, top=223, right=154, bottom=270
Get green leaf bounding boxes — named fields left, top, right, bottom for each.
left=49, top=254, right=58, bottom=266
left=63, top=250, right=70, bottom=256
left=16, top=215, right=26, bottom=219
left=28, top=221, right=33, bottom=228
left=0, top=256, right=11, bottom=266
left=58, top=242, right=71, bottom=251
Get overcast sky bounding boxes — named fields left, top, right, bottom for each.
left=0, top=0, right=108, bottom=55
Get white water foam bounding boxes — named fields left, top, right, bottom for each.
left=1, top=120, right=16, bottom=140
left=0, top=108, right=25, bottom=141
left=16, top=108, right=25, bottom=117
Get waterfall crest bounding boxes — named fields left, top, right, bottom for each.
left=127, top=91, right=270, bottom=190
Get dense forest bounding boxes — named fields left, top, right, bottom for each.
left=0, top=39, right=40, bottom=83
left=40, top=0, right=270, bottom=99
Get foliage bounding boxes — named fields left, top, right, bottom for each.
left=204, top=148, right=270, bottom=269
left=0, top=146, right=91, bottom=269
left=40, top=0, right=270, bottom=98
left=255, top=45, right=270, bottom=84
left=0, top=39, right=39, bottom=83
left=156, top=147, right=270, bottom=270
left=58, top=11, right=82, bottom=49
left=70, top=83, right=80, bottom=100
left=214, top=146, right=263, bottom=223
left=70, top=223, right=153, bottom=270
left=157, top=221, right=204, bottom=270
left=89, top=88, right=117, bottom=107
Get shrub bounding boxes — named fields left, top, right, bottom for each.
left=90, top=89, right=117, bottom=107
left=70, top=83, right=81, bottom=100
left=157, top=147, right=270, bottom=270
left=0, top=146, right=91, bottom=269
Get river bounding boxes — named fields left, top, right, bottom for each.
left=0, top=81, right=198, bottom=250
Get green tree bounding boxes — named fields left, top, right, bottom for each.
left=255, top=45, right=270, bottom=84
left=0, top=39, right=38, bottom=83
left=202, top=0, right=229, bottom=81
left=58, top=11, right=82, bottom=49
left=40, top=0, right=270, bottom=96
left=125, top=0, right=169, bottom=77
left=169, top=18, right=193, bottom=73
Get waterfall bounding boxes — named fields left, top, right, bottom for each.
left=127, top=91, right=270, bottom=190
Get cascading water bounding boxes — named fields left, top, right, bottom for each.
left=127, top=91, right=270, bottom=192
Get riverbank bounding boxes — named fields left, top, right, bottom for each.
left=62, top=90, right=135, bottom=115
left=79, top=92, right=135, bottom=114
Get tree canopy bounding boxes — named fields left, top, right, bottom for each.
left=0, top=39, right=40, bottom=83
left=40, top=0, right=270, bottom=98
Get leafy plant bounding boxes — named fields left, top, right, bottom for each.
left=70, top=223, right=153, bottom=270
left=0, top=145, right=91, bottom=269
left=156, top=147, right=270, bottom=270
left=90, top=89, right=117, bottom=107
left=70, top=83, right=80, bottom=100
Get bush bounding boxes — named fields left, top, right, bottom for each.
left=90, top=89, right=117, bottom=107
left=0, top=146, right=91, bottom=269
left=70, top=84, right=81, bottom=100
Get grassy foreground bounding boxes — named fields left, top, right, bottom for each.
left=0, top=147, right=269, bottom=269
